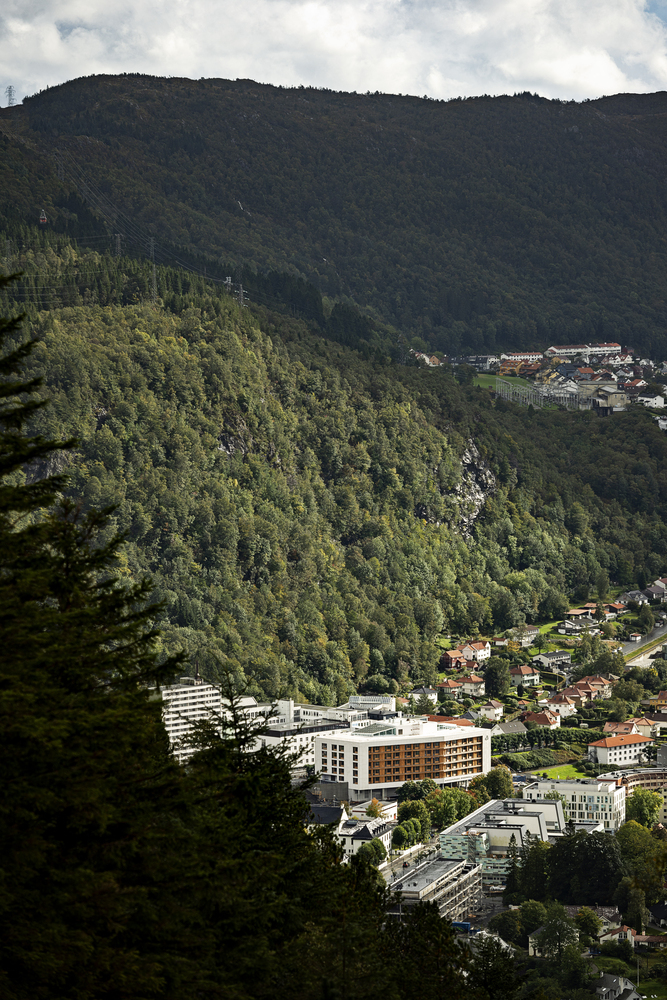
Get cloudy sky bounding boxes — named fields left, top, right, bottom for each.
left=2, top=0, right=667, bottom=104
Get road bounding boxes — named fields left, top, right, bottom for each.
left=622, top=620, right=667, bottom=665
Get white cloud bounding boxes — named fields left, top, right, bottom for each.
left=1, top=0, right=667, bottom=103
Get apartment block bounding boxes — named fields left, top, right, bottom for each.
left=160, top=676, right=222, bottom=762
left=522, top=777, right=626, bottom=831
left=314, top=718, right=492, bottom=802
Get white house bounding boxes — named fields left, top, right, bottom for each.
left=478, top=700, right=504, bottom=722
left=509, top=664, right=541, bottom=688
left=638, top=393, right=665, bottom=409
left=461, top=641, right=491, bottom=663
left=459, top=675, right=486, bottom=698
left=409, top=686, right=438, bottom=706
left=546, top=693, right=578, bottom=718
left=338, top=816, right=393, bottom=858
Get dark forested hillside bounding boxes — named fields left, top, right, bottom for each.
left=4, top=233, right=667, bottom=703
left=2, top=76, right=667, bottom=354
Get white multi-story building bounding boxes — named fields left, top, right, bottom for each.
left=588, top=733, right=653, bottom=767
left=314, top=718, right=491, bottom=802
left=522, top=777, right=626, bottom=831
left=159, top=676, right=222, bottom=762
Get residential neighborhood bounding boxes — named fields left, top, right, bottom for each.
left=156, top=569, right=667, bottom=998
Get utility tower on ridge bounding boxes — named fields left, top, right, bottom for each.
left=5, top=86, right=15, bottom=108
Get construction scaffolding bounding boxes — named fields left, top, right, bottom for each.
left=495, top=378, right=588, bottom=410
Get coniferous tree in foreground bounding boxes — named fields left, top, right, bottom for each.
left=0, top=277, right=475, bottom=999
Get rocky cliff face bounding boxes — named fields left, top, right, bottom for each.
left=454, top=441, right=496, bottom=536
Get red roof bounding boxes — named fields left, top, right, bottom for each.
left=510, top=664, right=539, bottom=676
left=460, top=675, right=484, bottom=684
left=589, top=734, right=653, bottom=748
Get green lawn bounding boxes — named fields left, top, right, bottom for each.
left=530, top=763, right=587, bottom=779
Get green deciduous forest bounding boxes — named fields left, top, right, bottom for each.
left=2, top=230, right=667, bottom=703
left=2, top=77, right=667, bottom=354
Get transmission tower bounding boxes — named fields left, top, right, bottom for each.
left=149, top=238, right=157, bottom=305
left=5, top=86, right=15, bottom=108
left=5, top=239, right=13, bottom=273
left=115, top=234, right=122, bottom=258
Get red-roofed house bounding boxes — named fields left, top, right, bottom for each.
left=461, top=641, right=491, bottom=663
left=588, top=733, right=653, bottom=766
left=441, top=649, right=467, bottom=670
left=509, top=664, right=541, bottom=688
left=523, top=710, right=561, bottom=729
left=627, top=717, right=658, bottom=739
left=546, top=693, right=577, bottom=718
left=459, top=675, right=486, bottom=697
left=603, top=721, right=640, bottom=736
left=437, top=679, right=463, bottom=699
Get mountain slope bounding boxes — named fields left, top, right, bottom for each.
left=2, top=76, right=667, bottom=354
left=7, top=237, right=667, bottom=702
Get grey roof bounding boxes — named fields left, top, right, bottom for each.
left=496, top=720, right=528, bottom=736
left=309, top=804, right=346, bottom=825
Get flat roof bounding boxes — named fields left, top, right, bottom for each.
left=392, top=857, right=465, bottom=894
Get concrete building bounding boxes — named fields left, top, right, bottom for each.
left=314, top=717, right=492, bottom=802
left=438, top=797, right=572, bottom=889
left=522, top=777, right=626, bottom=831
left=588, top=733, right=653, bottom=767
left=390, top=856, right=483, bottom=921
left=601, top=768, right=667, bottom=826
left=159, top=675, right=223, bottom=762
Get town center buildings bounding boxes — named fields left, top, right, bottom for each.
left=314, top=717, right=492, bottom=802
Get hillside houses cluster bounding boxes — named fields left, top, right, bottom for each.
left=458, top=342, right=667, bottom=419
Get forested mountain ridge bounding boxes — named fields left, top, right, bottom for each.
left=6, top=233, right=667, bottom=703
left=2, top=76, right=667, bottom=354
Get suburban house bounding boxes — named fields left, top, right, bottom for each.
left=513, top=625, right=540, bottom=647
left=437, top=679, right=463, bottom=699
left=522, top=710, right=561, bottom=729
left=618, top=590, right=649, bottom=605
left=603, top=722, right=639, bottom=736
left=627, top=716, right=658, bottom=739
left=461, top=641, right=491, bottom=663
left=588, top=733, right=653, bottom=766
left=459, top=675, right=486, bottom=697
left=307, top=802, right=351, bottom=844
left=478, top=700, right=504, bottom=722
left=485, top=719, right=528, bottom=738
left=532, top=650, right=572, bottom=669
left=409, top=686, right=438, bottom=705
left=545, top=693, right=578, bottom=718
left=509, top=664, right=541, bottom=688
left=338, top=816, right=393, bottom=858
left=593, top=972, right=640, bottom=1000
left=441, top=649, right=468, bottom=670
left=598, top=926, right=638, bottom=947
left=643, top=585, right=667, bottom=602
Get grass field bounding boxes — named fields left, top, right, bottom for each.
left=474, top=374, right=533, bottom=390
left=529, top=763, right=587, bottom=779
